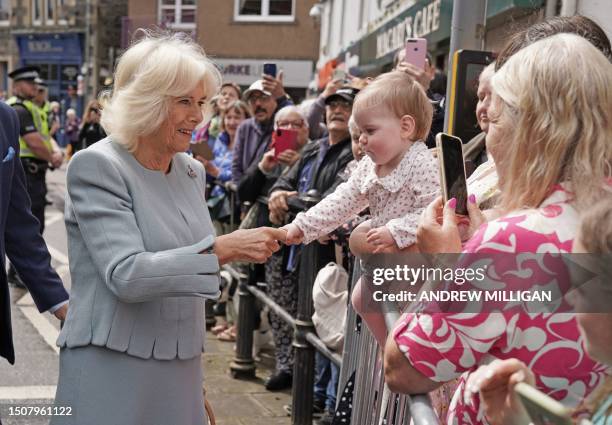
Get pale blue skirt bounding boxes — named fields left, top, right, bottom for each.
left=51, top=345, right=206, bottom=425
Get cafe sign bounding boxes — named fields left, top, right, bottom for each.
left=375, top=0, right=447, bottom=59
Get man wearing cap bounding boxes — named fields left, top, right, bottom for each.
left=32, top=79, right=63, bottom=162
left=262, top=87, right=357, bottom=393
left=0, top=100, right=69, bottom=366
left=6, top=67, right=63, bottom=230
left=231, top=72, right=292, bottom=184
left=6, top=66, right=63, bottom=286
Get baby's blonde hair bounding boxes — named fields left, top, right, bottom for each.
left=492, top=33, right=612, bottom=212
left=352, top=71, right=433, bottom=141
left=348, top=115, right=360, bottom=138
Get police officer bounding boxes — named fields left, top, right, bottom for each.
left=6, top=66, right=63, bottom=285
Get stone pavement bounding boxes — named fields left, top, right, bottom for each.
left=203, top=333, right=292, bottom=425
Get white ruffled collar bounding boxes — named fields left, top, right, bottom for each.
left=360, top=142, right=426, bottom=194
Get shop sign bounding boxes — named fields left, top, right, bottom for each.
left=486, top=0, right=543, bottom=19
left=375, top=0, right=447, bottom=59
left=16, top=33, right=83, bottom=62
left=214, top=58, right=314, bottom=88
left=27, top=40, right=63, bottom=53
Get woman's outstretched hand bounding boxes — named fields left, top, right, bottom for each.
left=213, top=227, right=287, bottom=264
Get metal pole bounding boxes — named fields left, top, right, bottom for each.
left=84, top=0, right=91, bottom=101
left=545, top=0, right=559, bottom=18
left=408, top=395, right=441, bottom=425
left=230, top=278, right=257, bottom=379
left=291, top=243, right=318, bottom=425
left=443, top=0, right=488, bottom=131
left=91, top=0, right=99, bottom=98
left=205, top=299, right=216, bottom=328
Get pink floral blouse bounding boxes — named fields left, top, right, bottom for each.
left=293, top=142, right=440, bottom=249
left=393, top=184, right=608, bottom=424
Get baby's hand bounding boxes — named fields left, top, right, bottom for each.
left=366, top=226, right=397, bottom=253
left=282, top=223, right=304, bottom=245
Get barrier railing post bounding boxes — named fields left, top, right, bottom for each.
left=291, top=242, right=318, bottom=425
left=230, top=277, right=257, bottom=379
left=205, top=299, right=216, bottom=329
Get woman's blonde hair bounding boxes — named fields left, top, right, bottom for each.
left=219, top=100, right=251, bottom=133
left=352, top=71, right=433, bottom=141
left=81, top=100, right=101, bottom=125
left=491, top=33, right=612, bottom=212
left=100, top=31, right=221, bottom=151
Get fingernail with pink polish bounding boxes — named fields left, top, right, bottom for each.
left=469, top=194, right=476, bottom=204
left=449, top=198, right=457, bottom=209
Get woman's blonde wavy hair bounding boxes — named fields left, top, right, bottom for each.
left=491, top=33, right=612, bottom=212
left=100, top=30, right=221, bottom=152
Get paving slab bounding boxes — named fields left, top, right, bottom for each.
left=202, top=330, right=291, bottom=425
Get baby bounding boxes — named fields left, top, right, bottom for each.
left=284, top=71, right=440, bottom=347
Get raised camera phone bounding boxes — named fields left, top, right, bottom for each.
left=332, top=69, right=347, bottom=82
left=263, top=63, right=277, bottom=78
left=271, top=128, right=298, bottom=159
left=190, top=142, right=214, bottom=161
left=514, top=382, right=573, bottom=425
left=436, top=133, right=468, bottom=215
left=405, top=38, right=428, bottom=70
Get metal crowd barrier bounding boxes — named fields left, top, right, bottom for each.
left=222, top=190, right=439, bottom=425
left=340, top=263, right=440, bottom=425
left=205, top=181, right=240, bottom=328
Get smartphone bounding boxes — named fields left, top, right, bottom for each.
left=271, top=128, right=298, bottom=159
left=514, top=382, right=573, bottom=425
left=436, top=133, right=468, bottom=215
left=405, top=38, right=428, bottom=70
left=263, top=63, right=277, bottom=78
left=190, top=142, right=214, bottom=161
left=332, top=69, right=347, bottom=82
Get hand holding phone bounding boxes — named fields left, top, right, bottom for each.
left=436, top=133, right=468, bottom=215
left=271, top=128, right=298, bottom=159
left=263, top=63, right=277, bottom=78
left=190, top=142, right=214, bottom=161
left=332, top=69, right=347, bottom=82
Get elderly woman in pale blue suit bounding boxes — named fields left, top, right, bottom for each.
left=51, top=33, right=286, bottom=425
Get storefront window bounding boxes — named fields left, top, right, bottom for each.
left=57, top=0, right=68, bottom=24
left=235, top=0, right=294, bottom=22
left=159, top=0, right=196, bottom=29
left=32, top=0, right=42, bottom=25
left=46, top=0, right=55, bottom=24
left=0, top=0, right=10, bottom=25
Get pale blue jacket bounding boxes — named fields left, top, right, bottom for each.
left=57, top=139, right=220, bottom=360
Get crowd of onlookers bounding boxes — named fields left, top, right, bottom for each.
left=189, top=15, right=611, bottom=425
left=52, top=14, right=610, bottom=425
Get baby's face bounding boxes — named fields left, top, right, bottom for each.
left=353, top=105, right=408, bottom=166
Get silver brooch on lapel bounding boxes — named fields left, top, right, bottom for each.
left=187, top=164, right=197, bottom=178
